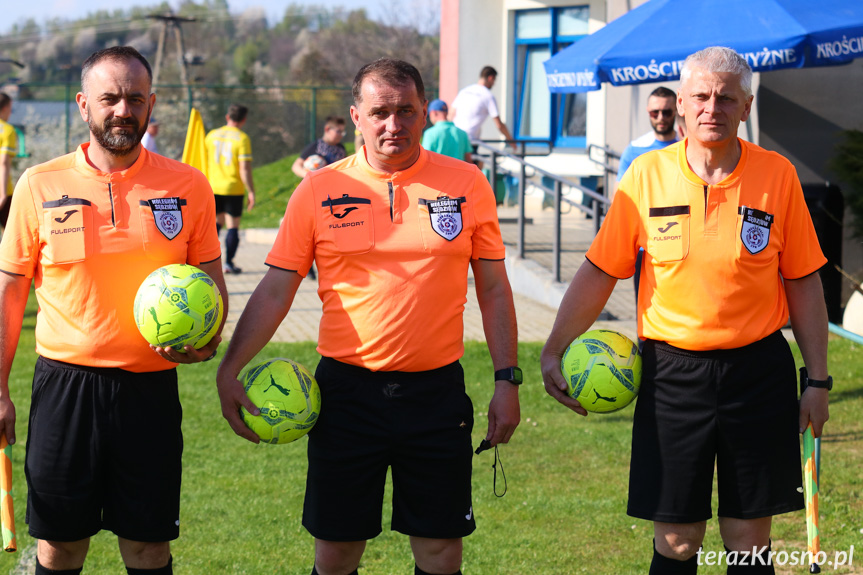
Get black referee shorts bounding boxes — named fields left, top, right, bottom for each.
left=303, top=357, right=476, bottom=542
left=627, top=331, right=804, bottom=523
left=25, top=357, right=183, bottom=542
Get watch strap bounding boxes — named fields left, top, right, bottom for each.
left=799, top=366, right=833, bottom=391
left=494, top=367, right=523, bottom=385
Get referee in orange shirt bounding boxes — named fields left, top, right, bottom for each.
left=542, top=47, right=829, bottom=575
left=217, top=58, right=521, bottom=575
left=0, top=47, right=226, bottom=575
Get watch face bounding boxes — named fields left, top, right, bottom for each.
left=512, top=367, right=523, bottom=384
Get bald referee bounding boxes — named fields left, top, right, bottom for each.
left=541, top=46, right=829, bottom=575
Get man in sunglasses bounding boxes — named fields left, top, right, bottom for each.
left=617, top=86, right=679, bottom=180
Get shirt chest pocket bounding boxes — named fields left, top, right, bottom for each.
left=138, top=198, right=190, bottom=261
left=418, top=196, right=471, bottom=256
left=42, top=198, right=93, bottom=264
left=320, top=195, right=374, bottom=255
left=646, top=206, right=690, bottom=263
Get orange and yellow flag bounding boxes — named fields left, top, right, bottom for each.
left=803, top=424, right=821, bottom=573
left=0, top=434, right=16, bottom=553
left=182, top=108, right=208, bottom=178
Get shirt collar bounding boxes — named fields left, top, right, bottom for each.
left=74, top=142, right=149, bottom=182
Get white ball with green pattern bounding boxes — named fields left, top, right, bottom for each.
left=561, top=329, right=642, bottom=413
left=240, top=358, right=322, bottom=444
left=133, top=263, right=223, bottom=352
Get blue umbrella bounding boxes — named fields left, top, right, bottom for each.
left=544, top=0, right=863, bottom=93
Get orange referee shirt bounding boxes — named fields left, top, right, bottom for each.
left=587, top=138, right=826, bottom=351
left=266, top=147, right=506, bottom=372
left=0, top=144, right=221, bottom=372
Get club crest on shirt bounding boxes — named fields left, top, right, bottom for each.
left=740, top=207, right=773, bottom=255
left=146, top=197, right=183, bottom=240
left=422, top=196, right=465, bottom=241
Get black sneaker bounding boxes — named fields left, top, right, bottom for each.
left=223, top=262, right=242, bottom=274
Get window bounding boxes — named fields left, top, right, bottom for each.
left=514, top=6, right=589, bottom=148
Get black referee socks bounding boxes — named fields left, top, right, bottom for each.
left=414, top=566, right=461, bottom=575
left=310, top=567, right=358, bottom=575
left=34, top=559, right=82, bottom=575
left=125, top=555, right=173, bottom=574
left=649, top=541, right=699, bottom=575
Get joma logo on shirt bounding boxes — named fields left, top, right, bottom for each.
left=54, top=210, right=78, bottom=223
left=657, top=222, right=679, bottom=233
left=333, top=207, right=358, bottom=219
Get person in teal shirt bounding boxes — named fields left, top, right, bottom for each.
left=421, top=99, right=472, bottom=163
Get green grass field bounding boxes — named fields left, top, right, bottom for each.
left=1, top=286, right=861, bottom=574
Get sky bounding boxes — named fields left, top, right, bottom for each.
left=1, top=0, right=401, bottom=33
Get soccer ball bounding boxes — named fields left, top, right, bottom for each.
left=303, top=154, right=325, bottom=171
left=240, top=358, right=322, bottom=444
left=133, top=264, right=223, bottom=352
left=561, top=329, right=642, bottom=413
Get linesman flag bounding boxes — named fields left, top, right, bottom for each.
left=803, top=424, right=821, bottom=573
left=182, top=108, right=208, bottom=178
left=0, top=434, right=16, bottom=553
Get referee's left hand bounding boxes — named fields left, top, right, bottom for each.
left=799, top=386, right=829, bottom=438
left=151, top=335, right=222, bottom=364
left=486, top=381, right=520, bottom=447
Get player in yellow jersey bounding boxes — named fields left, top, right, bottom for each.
left=205, top=104, right=256, bottom=274
left=0, top=93, right=19, bottom=231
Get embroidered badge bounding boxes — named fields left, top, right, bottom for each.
left=740, top=207, right=773, bottom=255
left=423, top=196, right=465, bottom=241
left=147, top=197, right=183, bottom=240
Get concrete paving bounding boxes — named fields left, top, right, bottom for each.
left=220, top=186, right=638, bottom=345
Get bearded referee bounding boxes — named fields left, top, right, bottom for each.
left=0, top=47, right=226, bottom=574
left=217, top=58, right=521, bottom=575
left=541, top=47, right=829, bottom=574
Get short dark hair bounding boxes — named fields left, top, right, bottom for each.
left=0, top=92, right=10, bottom=112
left=324, top=116, right=346, bottom=129
left=480, top=66, right=498, bottom=80
left=649, top=86, right=676, bottom=99
left=227, top=104, right=249, bottom=123
left=81, top=46, right=152, bottom=93
left=352, top=58, right=425, bottom=105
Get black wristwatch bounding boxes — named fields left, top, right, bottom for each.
left=800, top=367, right=833, bottom=391
left=494, top=366, right=523, bottom=386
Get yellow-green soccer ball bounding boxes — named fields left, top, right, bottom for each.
left=133, top=264, right=223, bottom=352
left=561, top=329, right=642, bottom=413
left=240, top=359, right=322, bottom=444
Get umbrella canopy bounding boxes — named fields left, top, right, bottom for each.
left=544, top=0, right=863, bottom=93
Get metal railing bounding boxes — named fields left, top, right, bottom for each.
left=588, top=143, right=621, bottom=206
left=475, top=140, right=613, bottom=283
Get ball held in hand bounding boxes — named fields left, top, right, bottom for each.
left=133, top=263, right=223, bottom=352
left=561, top=330, right=642, bottom=413
left=240, top=358, right=322, bottom=444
